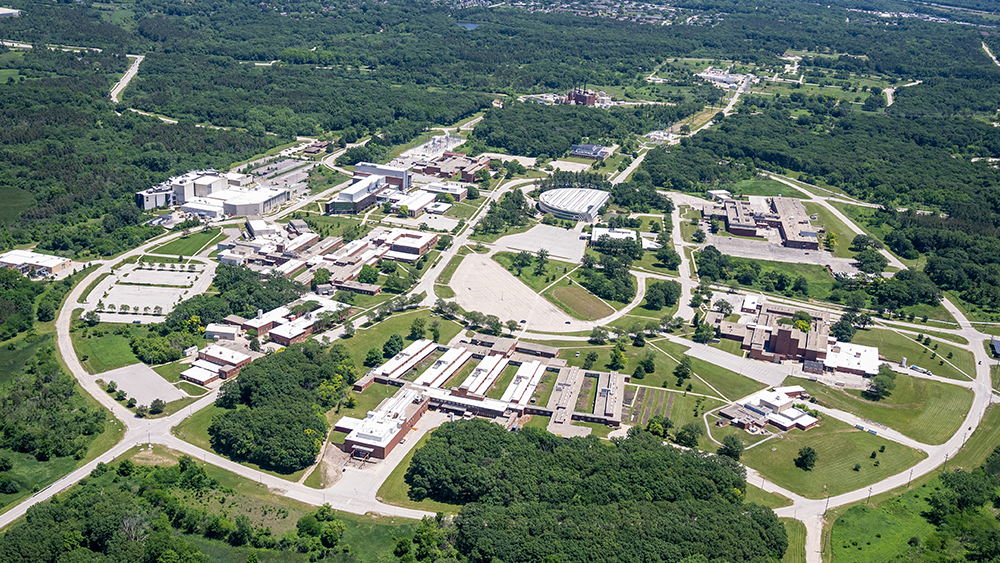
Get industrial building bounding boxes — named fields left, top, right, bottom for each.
left=569, top=144, right=612, bottom=160
left=135, top=170, right=287, bottom=217
left=338, top=389, right=430, bottom=459
left=420, top=182, right=468, bottom=202
left=718, top=388, right=819, bottom=432
left=205, top=323, right=238, bottom=341
left=354, top=162, right=411, bottom=190
left=181, top=345, right=252, bottom=385
left=416, top=152, right=490, bottom=183
left=710, top=196, right=821, bottom=250
left=325, top=175, right=385, bottom=214
left=390, top=190, right=437, bottom=217
left=0, top=250, right=72, bottom=277
left=537, top=188, right=610, bottom=222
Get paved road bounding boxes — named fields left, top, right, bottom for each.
left=110, top=55, right=144, bottom=103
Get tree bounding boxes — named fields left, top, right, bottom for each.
left=589, top=326, right=609, bottom=344
left=383, top=334, right=405, bottom=357
left=505, top=319, right=519, bottom=335
left=365, top=348, right=384, bottom=367
left=866, top=363, right=897, bottom=400
left=655, top=247, right=681, bottom=270
left=674, top=356, right=692, bottom=382
left=675, top=422, right=704, bottom=448
left=84, top=310, right=100, bottom=326
left=795, top=446, right=817, bottom=470
left=792, top=276, right=809, bottom=296
left=609, top=346, right=627, bottom=370
left=409, top=317, right=427, bottom=340
left=343, top=319, right=355, bottom=337
left=583, top=351, right=599, bottom=369
left=692, top=322, right=715, bottom=343
left=645, top=280, right=682, bottom=310
left=135, top=404, right=149, bottom=417
left=718, top=434, right=744, bottom=460
left=855, top=248, right=888, bottom=274
left=320, top=520, right=346, bottom=548
left=830, top=317, right=857, bottom=342
left=633, top=364, right=646, bottom=379
left=692, top=229, right=706, bottom=243
left=512, top=251, right=533, bottom=275
left=358, top=264, right=379, bottom=284
left=249, top=336, right=261, bottom=352
left=430, top=319, right=441, bottom=342
left=150, top=398, right=166, bottom=414
left=713, top=300, right=733, bottom=315
left=534, top=248, right=549, bottom=276
left=312, top=268, right=331, bottom=289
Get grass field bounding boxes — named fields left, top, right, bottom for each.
left=632, top=248, right=679, bottom=276
left=468, top=221, right=536, bottom=243
left=544, top=284, right=615, bottom=320
left=152, top=227, right=222, bottom=257
left=657, top=340, right=768, bottom=401
left=721, top=255, right=836, bottom=301
left=829, top=480, right=938, bottom=563
left=801, top=202, right=855, bottom=259
left=781, top=518, right=807, bottom=563
left=570, top=420, right=615, bottom=438
left=72, top=329, right=140, bottom=374
left=78, top=272, right=111, bottom=303
left=794, top=376, right=972, bottom=445
left=0, top=187, right=32, bottom=226
left=492, top=251, right=578, bottom=292
left=850, top=328, right=974, bottom=381
left=177, top=381, right=207, bottom=396
left=624, top=384, right=723, bottom=440
left=741, top=417, right=926, bottom=499
left=331, top=382, right=399, bottom=423
left=746, top=484, right=793, bottom=509
left=522, top=414, right=550, bottom=429
left=730, top=179, right=807, bottom=199
left=530, top=372, right=557, bottom=406
left=0, top=448, right=78, bottom=513
left=153, top=359, right=188, bottom=383
left=376, top=431, right=462, bottom=514
left=437, top=254, right=466, bottom=285
left=339, top=310, right=463, bottom=373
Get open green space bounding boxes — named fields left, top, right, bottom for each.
left=469, top=221, right=536, bottom=244
left=707, top=415, right=774, bottom=450
left=781, top=518, right=806, bottom=563
left=741, top=417, right=927, bottom=499
left=530, top=372, right=557, bottom=406
left=486, top=364, right=520, bottom=400
left=729, top=179, right=806, bottom=199
left=152, top=227, right=222, bottom=257
left=0, top=187, right=33, bottom=226
left=909, top=328, right=966, bottom=345
left=72, top=327, right=140, bottom=374
left=850, top=328, right=974, bottom=381
left=177, top=381, right=208, bottom=396
left=0, top=448, right=78, bottom=514
left=437, top=254, right=466, bottom=285
left=794, top=375, right=973, bottom=445
left=339, top=309, right=463, bottom=373
left=78, top=272, right=111, bottom=303
left=543, top=283, right=615, bottom=321
left=294, top=212, right=367, bottom=241
left=330, top=382, right=399, bottom=425
left=305, top=167, right=349, bottom=195
left=522, top=414, right=550, bottom=429
left=152, top=359, right=188, bottom=383
left=0, top=333, right=57, bottom=386
left=376, top=430, right=462, bottom=514
left=492, top=251, right=578, bottom=293
left=570, top=420, right=615, bottom=438
left=657, top=340, right=768, bottom=401
left=434, top=285, right=455, bottom=299
left=719, top=255, right=836, bottom=301
left=746, top=484, right=793, bottom=509
left=830, top=480, right=938, bottom=563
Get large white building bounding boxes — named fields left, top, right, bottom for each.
left=0, top=250, right=72, bottom=276
left=354, top=162, right=411, bottom=190
left=538, top=188, right=610, bottom=222
left=135, top=170, right=286, bottom=216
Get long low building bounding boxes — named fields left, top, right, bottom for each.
left=0, top=250, right=72, bottom=276
left=342, top=388, right=429, bottom=459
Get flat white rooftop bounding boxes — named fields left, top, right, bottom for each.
left=0, top=250, right=70, bottom=268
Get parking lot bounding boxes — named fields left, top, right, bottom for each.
left=494, top=224, right=587, bottom=263
left=705, top=234, right=859, bottom=273
left=124, top=269, right=196, bottom=286
left=92, top=363, right=187, bottom=405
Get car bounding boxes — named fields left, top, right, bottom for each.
left=565, top=321, right=571, bottom=324
left=132, top=320, right=141, bottom=324
left=519, top=319, right=526, bottom=323
left=575, top=351, right=580, bottom=357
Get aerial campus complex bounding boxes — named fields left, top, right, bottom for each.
left=6, top=8, right=1000, bottom=560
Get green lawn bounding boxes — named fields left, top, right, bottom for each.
left=570, top=420, right=615, bottom=438
left=631, top=247, right=679, bottom=276
left=741, top=417, right=927, bottom=499
left=522, top=414, right=550, bottom=429
left=492, top=251, right=578, bottom=292
left=657, top=340, right=768, bottom=401
left=801, top=202, right=855, bottom=259
left=78, top=272, right=111, bottom=303
left=469, top=221, right=536, bottom=243
left=0, top=449, right=78, bottom=515
left=177, top=381, right=208, bottom=396
left=746, top=484, right=793, bottom=509
left=830, top=480, right=937, bottom=563
left=72, top=330, right=140, bottom=374
left=437, top=254, right=466, bottom=285
left=720, top=255, right=836, bottom=301
left=376, top=431, right=462, bottom=514
left=153, top=359, right=189, bottom=383
left=730, top=179, right=807, bottom=199
left=486, top=364, right=520, bottom=400
left=530, top=372, right=557, bottom=406
left=850, top=328, right=974, bottom=381
left=543, top=283, right=615, bottom=321
left=340, top=310, right=463, bottom=373
left=152, top=227, right=222, bottom=257
left=781, top=518, right=807, bottom=563
left=794, top=375, right=972, bottom=445
left=330, top=382, right=399, bottom=424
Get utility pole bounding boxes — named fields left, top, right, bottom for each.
left=907, top=468, right=913, bottom=487
left=866, top=486, right=872, bottom=505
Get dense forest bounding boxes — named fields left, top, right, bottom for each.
left=401, top=420, right=787, bottom=563
left=210, top=341, right=356, bottom=473
left=0, top=455, right=353, bottom=562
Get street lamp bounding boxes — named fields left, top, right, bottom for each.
left=866, top=486, right=872, bottom=505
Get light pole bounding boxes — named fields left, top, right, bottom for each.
left=907, top=468, right=913, bottom=488
left=866, top=486, right=872, bottom=505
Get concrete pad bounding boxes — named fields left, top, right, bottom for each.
left=704, top=235, right=859, bottom=273
left=103, top=285, right=186, bottom=312
left=494, top=225, right=588, bottom=263
left=451, top=253, right=586, bottom=332
left=550, top=160, right=592, bottom=172
left=94, top=363, right=186, bottom=406
left=479, top=153, right=537, bottom=167
left=123, top=269, right=197, bottom=286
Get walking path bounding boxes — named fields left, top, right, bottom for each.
left=109, top=55, right=144, bottom=103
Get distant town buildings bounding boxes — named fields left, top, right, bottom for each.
left=697, top=67, right=748, bottom=88
left=415, top=152, right=490, bottom=183
left=0, top=250, right=72, bottom=277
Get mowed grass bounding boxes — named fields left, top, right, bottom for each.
left=485, top=364, right=519, bottom=400
left=153, top=359, right=188, bottom=383
left=657, top=340, right=768, bottom=401
left=339, top=309, right=463, bottom=373
left=437, top=254, right=466, bottom=285
left=741, top=417, right=926, bottom=499
left=781, top=518, right=807, bottom=563
left=492, top=251, right=578, bottom=292
left=802, top=202, right=855, bottom=259
left=830, top=481, right=938, bottom=563
left=152, top=227, right=222, bottom=257
left=723, top=256, right=836, bottom=301
left=72, top=330, right=140, bottom=374
left=376, top=431, right=461, bottom=514
left=544, top=284, right=614, bottom=320
left=730, top=179, right=807, bottom=199
left=850, top=328, right=975, bottom=381
left=795, top=376, right=972, bottom=445
left=329, top=382, right=399, bottom=424
left=746, top=484, right=793, bottom=509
